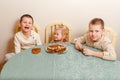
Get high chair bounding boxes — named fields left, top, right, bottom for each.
left=104, top=27, right=117, bottom=47
left=14, top=23, right=40, bottom=35
left=45, top=22, right=71, bottom=43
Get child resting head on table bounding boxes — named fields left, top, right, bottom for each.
left=5, top=14, right=42, bottom=61
left=73, top=18, right=116, bottom=60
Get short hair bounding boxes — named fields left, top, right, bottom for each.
left=89, top=18, right=104, bottom=29
left=20, top=14, right=34, bottom=24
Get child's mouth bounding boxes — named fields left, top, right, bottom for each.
left=25, top=27, right=29, bottom=29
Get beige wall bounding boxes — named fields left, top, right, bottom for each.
left=0, top=0, right=120, bottom=63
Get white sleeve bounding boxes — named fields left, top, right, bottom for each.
left=36, top=35, right=42, bottom=45
left=102, top=38, right=117, bottom=60
left=14, top=34, right=21, bottom=54
left=73, top=34, right=86, bottom=44
left=102, top=43, right=117, bottom=60
left=35, top=33, right=42, bottom=45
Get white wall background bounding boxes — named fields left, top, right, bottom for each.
left=0, top=0, right=120, bottom=63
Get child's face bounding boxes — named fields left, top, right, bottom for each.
left=88, top=24, right=104, bottom=42
left=20, top=17, right=33, bottom=33
left=54, top=30, right=62, bottom=41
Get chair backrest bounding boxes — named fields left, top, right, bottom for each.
left=104, top=27, right=117, bottom=47
left=14, top=23, right=40, bottom=35
left=45, top=22, right=71, bottom=43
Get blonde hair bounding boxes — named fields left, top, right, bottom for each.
left=54, top=27, right=69, bottom=42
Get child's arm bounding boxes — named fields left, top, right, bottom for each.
left=35, top=33, right=42, bottom=45
left=36, top=37, right=42, bottom=45
left=74, top=41, right=83, bottom=50
left=73, top=34, right=86, bottom=44
left=102, top=43, right=116, bottom=60
left=82, top=49, right=104, bottom=58
left=82, top=44, right=116, bottom=60
left=14, top=35, right=21, bottom=54
left=73, top=34, right=86, bottom=50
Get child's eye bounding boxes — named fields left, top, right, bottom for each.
left=89, top=30, right=93, bottom=32
left=95, top=30, right=99, bottom=32
left=29, top=22, right=32, bottom=24
left=23, top=22, right=27, bottom=23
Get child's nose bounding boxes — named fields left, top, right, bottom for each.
left=27, top=23, right=29, bottom=25
left=92, top=32, right=96, bottom=35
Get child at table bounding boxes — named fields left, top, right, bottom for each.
left=52, top=27, right=69, bottom=43
left=5, top=14, right=42, bottom=60
left=73, top=18, right=116, bottom=60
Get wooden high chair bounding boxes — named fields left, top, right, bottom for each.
left=45, top=22, right=71, bottom=44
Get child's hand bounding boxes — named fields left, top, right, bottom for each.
left=83, top=48, right=94, bottom=56
left=75, top=42, right=82, bottom=50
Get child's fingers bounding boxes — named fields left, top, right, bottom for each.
left=75, top=44, right=80, bottom=50
left=75, top=42, right=83, bottom=51
left=83, top=48, right=88, bottom=55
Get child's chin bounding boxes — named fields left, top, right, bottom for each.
left=92, top=39, right=98, bottom=42
left=54, top=39, right=59, bottom=40
left=23, top=29, right=30, bottom=32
